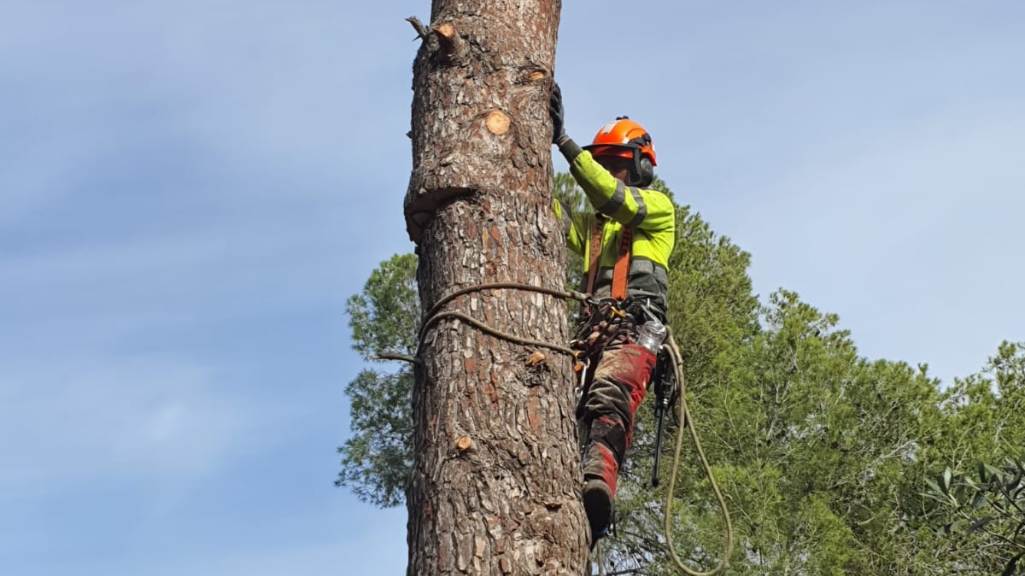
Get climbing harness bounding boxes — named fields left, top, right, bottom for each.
left=611, top=227, right=632, bottom=301
left=582, top=215, right=633, bottom=302
left=571, top=299, right=637, bottom=360
left=585, top=217, right=606, bottom=297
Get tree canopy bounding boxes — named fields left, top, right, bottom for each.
left=338, top=176, right=1025, bottom=574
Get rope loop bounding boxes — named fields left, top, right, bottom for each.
left=416, top=281, right=590, bottom=358
left=660, top=326, right=734, bottom=575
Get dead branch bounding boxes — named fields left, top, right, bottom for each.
left=406, top=16, right=431, bottom=41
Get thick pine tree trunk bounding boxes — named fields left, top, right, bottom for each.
left=403, top=1, right=587, bottom=574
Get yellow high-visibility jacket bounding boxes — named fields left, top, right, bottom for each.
left=554, top=142, right=675, bottom=310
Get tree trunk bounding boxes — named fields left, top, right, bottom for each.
left=403, top=1, right=587, bottom=575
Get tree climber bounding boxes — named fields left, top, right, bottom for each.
left=549, top=83, right=677, bottom=543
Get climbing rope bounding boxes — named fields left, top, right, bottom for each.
left=411, top=282, right=734, bottom=575
left=416, top=282, right=589, bottom=359
left=660, top=326, right=734, bottom=575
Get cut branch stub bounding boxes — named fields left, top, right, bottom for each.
left=486, top=110, right=511, bottom=135
left=432, top=22, right=467, bottom=61
left=455, top=435, right=474, bottom=452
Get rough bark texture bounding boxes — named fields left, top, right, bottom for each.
left=404, top=1, right=588, bottom=575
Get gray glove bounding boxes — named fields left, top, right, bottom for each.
left=549, top=82, right=567, bottom=144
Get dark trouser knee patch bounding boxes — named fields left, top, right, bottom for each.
left=588, top=416, right=627, bottom=464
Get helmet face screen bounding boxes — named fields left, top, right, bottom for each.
left=593, top=154, right=633, bottom=172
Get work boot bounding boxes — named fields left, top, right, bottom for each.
left=583, top=477, right=613, bottom=544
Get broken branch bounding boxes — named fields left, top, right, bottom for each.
left=406, top=16, right=431, bottom=41
left=374, top=352, right=421, bottom=366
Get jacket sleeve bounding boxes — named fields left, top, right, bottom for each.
left=552, top=198, right=586, bottom=256
left=559, top=140, right=674, bottom=232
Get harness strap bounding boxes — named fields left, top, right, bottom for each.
left=611, top=227, right=633, bottom=300
left=585, top=216, right=606, bottom=295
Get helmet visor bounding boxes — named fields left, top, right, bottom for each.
left=584, top=144, right=634, bottom=160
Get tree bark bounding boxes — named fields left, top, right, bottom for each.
left=404, top=1, right=587, bottom=575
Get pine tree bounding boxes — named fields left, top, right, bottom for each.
left=401, top=2, right=588, bottom=573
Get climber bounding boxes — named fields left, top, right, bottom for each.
left=549, top=83, right=676, bottom=544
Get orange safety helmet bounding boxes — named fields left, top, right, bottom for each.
left=583, top=116, right=657, bottom=187
left=584, top=116, right=657, bottom=166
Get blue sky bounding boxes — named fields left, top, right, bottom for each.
left=1, top=1, right=1022, bottom=574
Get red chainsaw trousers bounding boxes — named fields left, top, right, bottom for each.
left=579, top=340, right=657, bottom=496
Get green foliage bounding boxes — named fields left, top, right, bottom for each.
left=336, top=369, right=414, bottom=507
left=336, top=253, right=418, bottom=507
left=921, top=457, right=1025, bottom=575
left=920, top=342, right=1025, bottom=574
left=347, top=253, right=419, bottom=360
left=339, top=178, right=1023, bottom=575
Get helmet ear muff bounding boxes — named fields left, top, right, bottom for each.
left=627, top=133, right=655, bottom=187
left=632, top=153, right=654, bottom=188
